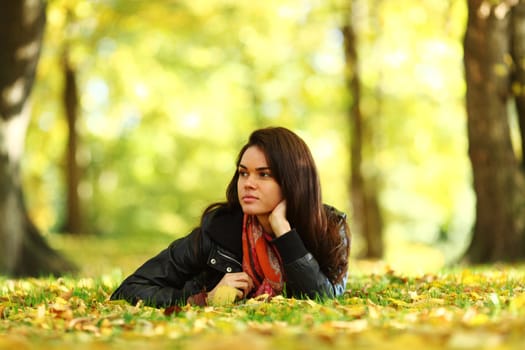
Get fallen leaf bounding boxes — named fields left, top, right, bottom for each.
left=208, top=286, right=238, bottom=306
left=164, top=305, right=183, bottom=316
left=324, top=319, right=368, bottom=333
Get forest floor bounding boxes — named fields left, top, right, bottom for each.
left=1, top=232, right=524, bottom=349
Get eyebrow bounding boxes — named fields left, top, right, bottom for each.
left=238, top=164, right=272, bottom=171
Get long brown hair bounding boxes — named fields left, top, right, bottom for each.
left=204, top=127, right=349, bottom=284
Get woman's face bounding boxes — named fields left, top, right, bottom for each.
left=237, top=146, right=283, bottom=216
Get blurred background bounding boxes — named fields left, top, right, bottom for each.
left=19, top=0, right=476, bottom=277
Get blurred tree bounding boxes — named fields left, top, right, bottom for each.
left=464, top=0, right=525, bottom=262
left=342, top=0, right=383, bottom=259
left=62, top=47, right=83, bottom=234
left=516, top=5, right=525, bottom=167
left=0, top=0, right=75, bottom=276
left=22, top=0, right=472, bottom=266
left=28, top=0, right=352, bottom=237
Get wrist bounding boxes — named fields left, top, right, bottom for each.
left=272, top=219, right=291, bottom=237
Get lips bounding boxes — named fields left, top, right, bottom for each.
left=241, top=195, right=258, bottom=203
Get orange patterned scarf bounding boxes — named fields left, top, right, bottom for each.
left=242, top=215, right=284, bottom=297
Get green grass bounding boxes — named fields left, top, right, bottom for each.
left=2, top=266, right=525, bottom=349
left=46, top=230, right=176, bottom=278
left=1, top=233, right=525, bottom=349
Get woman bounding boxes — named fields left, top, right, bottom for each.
left=111, top=127, right=351, bottom=307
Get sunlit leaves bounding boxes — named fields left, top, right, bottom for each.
left=2, top=266, right=525, bottom=349
left=21, top=0, right=478, bottom=270
left=24, top=0, right=352, bottom=238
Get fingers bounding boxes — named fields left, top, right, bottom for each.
left=245, top=273, right=254, bottom=290
left=229, top=280, right=250, bottom=297
left=234, top=272, right=254, bottom=291
left=269, top=201, right=291, bottom=237
left=218, top=272, right=254, bottom=298
left=232, top=287, right=243, bottom=300
left=270, top=200, right=286, bottom=218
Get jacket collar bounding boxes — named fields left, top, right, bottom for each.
left=202, top=205, right=244, bottom=256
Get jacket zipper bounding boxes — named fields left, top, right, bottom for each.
left=216, top=249, right=241, bottom=267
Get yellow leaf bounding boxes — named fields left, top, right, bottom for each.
left=337, top=305, right=367, bottom=318
left=305, top=299, right=320, bottom=308
left=325, top=320, right=368, bottom=333
left=366, top=299, right=383, bottom=319
left=448, top=331, right=503, bottom=348
left=50, top=297, right=69, bottom=311
left=208, top=286, right=238, bottom=306
left=388, top=298, right=412, bottom=308
left=36, top=304, right=46, bottom=319
left=469, top=291, right=482, bottom=300
left=462, top=308, right=490, bottom=326
left=509, top=293, right=525, bottom=311
left=247, top=321, right=275, bottom=335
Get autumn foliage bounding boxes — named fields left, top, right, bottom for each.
left=1, top=265, right=525, bottom=349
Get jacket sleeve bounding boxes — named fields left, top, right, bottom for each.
left=110, top=228, right=210, bottom=307
left=272, top=226, right=349, bottom=299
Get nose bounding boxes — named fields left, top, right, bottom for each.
left=242, top=174, right=256, bottom=189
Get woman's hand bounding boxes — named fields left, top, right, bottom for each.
left=269, top=200, right=291, bottom=237
left=207, top=272, right=254, bottom=301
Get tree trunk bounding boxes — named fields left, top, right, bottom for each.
left=342, top=3, right=383, bottom=259
left=62, top=51, right=83, bottom=234
left=510, top=2, right=525, bottom=170
left=509, top=1, right=525, bottom=251
left=0, top=0, right=75, bottom=276
left=464, top=0, right=525, bottom=263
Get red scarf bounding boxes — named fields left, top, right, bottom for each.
left=242, top=215, right=284, bottom=297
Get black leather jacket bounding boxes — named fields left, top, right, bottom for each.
left=111, top=205, right=350, bottom=307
